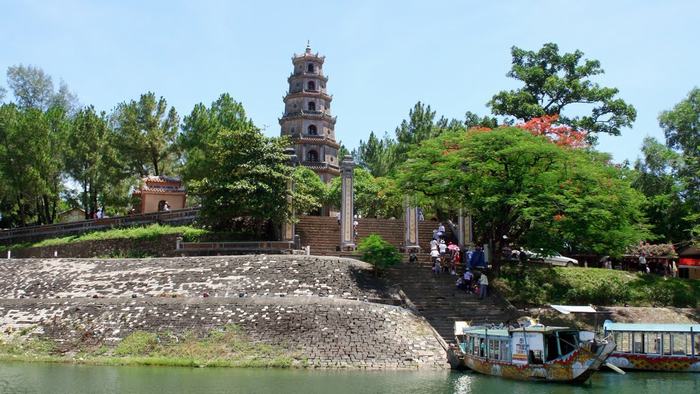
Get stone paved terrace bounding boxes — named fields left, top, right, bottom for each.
left=0, top=256, right=388, bottom=301
left=0, top=255, right=448, bottom=369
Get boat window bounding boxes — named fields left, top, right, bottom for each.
left=663, top=333, right=672, bottom=355
left=672, top=334, right=687, bottom=355
left=645, top=333, right=661, bottom=354
left=685, top=334, right=693, bottom=356
left=488, top=340, right=500, bottom=360
left=558, top=331, right=578, bottom=356
left=472, top=337, right=479, bottom=356
left=695, top=334, right=700, bottom=357
left=616, top=332, right=631, bottom=353
left=500, top=341, right=511, bottom=362
left=546, top=334, right=559, bottom=361
left=529, top=350, right=543, bottom=364
left=479, top=338, right=486, bottom=358
left=633, top=332, right=644, bottom=353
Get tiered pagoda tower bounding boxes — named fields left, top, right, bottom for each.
left=279, top=45, right=340, bottom=183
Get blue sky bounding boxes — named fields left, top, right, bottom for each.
left=2, top=0, right=698, bottom=164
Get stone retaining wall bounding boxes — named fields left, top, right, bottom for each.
left=0, top=255, right=448, bottom=369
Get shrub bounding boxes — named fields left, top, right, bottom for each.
left=115, top=331, right=158, bottom=356
left=357, top=234, right=401, bottom=270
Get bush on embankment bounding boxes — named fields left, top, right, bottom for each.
left=494, top=265, right=700, bottom=308
left=357, top=234, right=402, bottom=271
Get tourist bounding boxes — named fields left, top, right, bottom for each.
left=96, top=208, right=103, bottom=219
left=478, top=272, right=489, bottom=299
left=638, top=253, right=647, bottom=272
left=336, top=211, right=341, bottom=225
left=430, top=248, right=440, bottom=265
left=672, top=260, right=679, bottom=278
left=439, top=239, right=447, bottom=257
left=417, top=208, right=424, bottom=221
left=463, top=269, right=474, bottom=293
left=438, top=222, right=445, bottom=234
left=430, top=238, right=438, bottom=252
left=432, top=258, right=441, bottom=276
left=409, top=251, right=418, bottom=264
left=470, top=246, right=485, bottom=269
left=163, top=201, right=170, bottom=211
left=451, top=248, right=460, bottom=275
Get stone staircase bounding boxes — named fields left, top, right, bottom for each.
left=297, top=215, right=514, bottom=345
left=296, top=215, right=452, bottom=255
left=385, top=262, right=516, bottom=344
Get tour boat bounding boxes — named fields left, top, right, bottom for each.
left=603, top=320, right=700, bottom=372
left=450, top=320, right=616, bottom=383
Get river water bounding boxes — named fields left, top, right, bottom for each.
left=0, top=362, right=697, bottom=394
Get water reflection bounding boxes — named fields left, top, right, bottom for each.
left=0, top=362, right=697, bottom=394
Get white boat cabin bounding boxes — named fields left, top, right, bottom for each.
left=456, top=323, right=595, bottom=365
left=603, top=320, right=700, bottom=357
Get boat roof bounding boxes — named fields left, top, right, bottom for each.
left=550, top=304, right=597, bottom=314
left=454, top=321, right=573, bottom=337
left=603, top=320, right=700, bottom=333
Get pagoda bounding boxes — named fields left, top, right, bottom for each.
left=279, top=44, right=340, bottom=182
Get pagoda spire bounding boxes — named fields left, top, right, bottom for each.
left=279, top=46, right=339, bottom=183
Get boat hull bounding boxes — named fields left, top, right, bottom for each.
left=460, top=341, right=615, bottom=383
left=606, top=353, right=700, bottom=372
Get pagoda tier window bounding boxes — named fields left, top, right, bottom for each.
left=307, top=63, right=314, bottom=73
left=307, top=150, right=319, bottom=162
left=307, top=101, right=316, bottom=111
left=307, top=81, right=316, bottom=91
left=308, top=125, right=318, bottom=135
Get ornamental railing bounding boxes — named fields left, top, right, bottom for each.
left=176, top=240, right=298, bottom=254
left=0, top=207, right=200, bottom=244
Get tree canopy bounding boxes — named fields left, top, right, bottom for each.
left=398, top=127, right=648, bottom=271
left=658, top=88, right=700, bottom=243
left=327, top=167, right=402, bottom=219
left=112, top=92, right=179, bottom=177
left=180, top=94, right=292, bottom=231
left=489, top=43, right=636, bottom=141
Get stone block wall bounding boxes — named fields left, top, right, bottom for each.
left=0, top=255, right=447, bottom=369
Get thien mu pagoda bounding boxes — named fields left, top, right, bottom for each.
left=279, top=44, right=340, bottom=183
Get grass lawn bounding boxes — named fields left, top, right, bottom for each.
left=494, top=264, right=700, bottom=308
left=0, top=224, right=209, bottom=253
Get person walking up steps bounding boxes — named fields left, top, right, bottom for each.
left=478, top=272, right=489, bottom=299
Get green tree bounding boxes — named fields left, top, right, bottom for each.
left=337, top=143, right=350, bottom=160
left=354, top=131, right=396, bottom=177
left=112, top=92, right=179, bottom=177
left=65, top=106, right=127, bottom=217
left=394, top=102, right=442, bottom=162
left=632, top=137, right=690, bottom=243
left=327, top=167, right=403, bottom=219
left=658, top=88, right=700, bottom=242
left=489, top=43, right=636, bottom=141
left=180, top=94, right=291, bottom=232
left=0, top=104, right=67, bottom=225
left=292, top=166, right=327, bottom=215
left=6, top=64, right=78, bottom=112
left=398, top=127, right=648, bottom=273
left=464, top=111, right=499, bottom=129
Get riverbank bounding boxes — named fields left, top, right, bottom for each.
left=0, top=256, right=448, bottom=370
left=0, top=323, right=301, bottom=368
left=494, top=264, right=700, bottom=308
